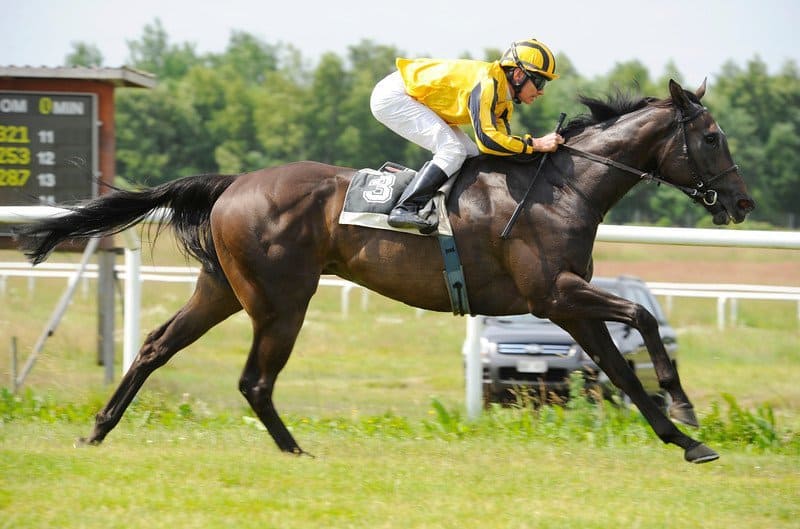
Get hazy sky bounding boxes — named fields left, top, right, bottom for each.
left=5, top=0, right=798, bottom=86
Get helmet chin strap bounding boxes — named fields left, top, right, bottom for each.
left=505, top=68, right=524, bottom=104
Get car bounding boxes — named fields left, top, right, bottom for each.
left=477, top=275, right=678, bottom=409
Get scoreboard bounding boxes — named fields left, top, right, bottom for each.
left=0, top=91, right=98, bottom=206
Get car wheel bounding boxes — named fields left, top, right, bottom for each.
left=482, top=384, right=501, bottom=407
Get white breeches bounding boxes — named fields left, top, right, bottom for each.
left=370, top=71, right=479, bottom=176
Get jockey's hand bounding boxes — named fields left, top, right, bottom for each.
left=532, top=132, right=565, bottom=153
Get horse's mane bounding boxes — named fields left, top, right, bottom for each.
left=561, top=88, right=701, bottom=139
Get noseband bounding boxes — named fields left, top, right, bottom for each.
left=561, top=105, right=738, bottom=208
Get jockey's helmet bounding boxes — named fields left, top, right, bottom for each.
left=500, top=39, right=559, bottom=80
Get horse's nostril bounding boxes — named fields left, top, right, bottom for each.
left=738, top=198, right=755, bottom=212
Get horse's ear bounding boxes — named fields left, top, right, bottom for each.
left=669, top=79, right=691, bottom=112
left=695, top=78, right=707, bottom=100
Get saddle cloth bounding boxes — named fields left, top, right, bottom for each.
left=338, top=163, right=456, bottom=237
left=338, top=162, right=470, bottom=315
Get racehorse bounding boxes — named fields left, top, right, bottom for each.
left=16, top=80, right=754, bottom=463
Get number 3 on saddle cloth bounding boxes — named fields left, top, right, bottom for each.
left=338, top=162, right=471, bottom=316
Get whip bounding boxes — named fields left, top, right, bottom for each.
left=500, top=112, right=566, bottom=240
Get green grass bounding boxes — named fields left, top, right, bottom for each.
left=1, top=419, right=798, bottom=529
left=1, top=372, right=799, bottom=529
left=1, top=240, right=799, bottom=527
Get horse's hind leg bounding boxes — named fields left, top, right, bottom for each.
left=550, top=273, right=698, bottom=425
left=219, top=246, right=318, bottom=454
left=555, top=318, right=718, bottom=463
left=238, top=307, right=309, bottom=454
left=81, top=271, right=241, bottom=445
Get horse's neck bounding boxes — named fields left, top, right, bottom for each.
left=568, top=107, right=674, bottom=213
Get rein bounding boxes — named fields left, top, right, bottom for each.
left=560, top=107, right=738, bottom=208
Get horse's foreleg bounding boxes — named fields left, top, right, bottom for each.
left=554, top=318, right=718, bottom=463
left=81, top=273, right=241, bottom=445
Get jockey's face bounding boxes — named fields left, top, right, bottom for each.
left=514, top=68, right=544, bottom=104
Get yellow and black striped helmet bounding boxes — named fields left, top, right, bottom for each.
left=500, top=39, right=559, bottom=80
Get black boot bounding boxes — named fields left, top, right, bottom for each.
left=387, top=162, right=448, bottom=234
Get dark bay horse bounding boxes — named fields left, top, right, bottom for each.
left=16, top=80, right=754, bottom=463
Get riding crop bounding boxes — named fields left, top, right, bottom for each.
left=500, top=112, right=566, bottom=239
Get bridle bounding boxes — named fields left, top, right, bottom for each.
left=560, top=104, right=739, bottom=209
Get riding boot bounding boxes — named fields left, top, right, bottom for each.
left=387, top=161, right=448, bottom=234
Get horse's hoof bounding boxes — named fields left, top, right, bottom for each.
left=74, top=436, right=101, bottom=448
left=669, top=402, right=699, bottom=428
left=684, top=443, right=719, bottom=464
left=284, top=446, right=315, bottom=458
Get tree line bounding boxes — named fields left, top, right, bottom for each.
left=68, top=19, right=800, bottom=227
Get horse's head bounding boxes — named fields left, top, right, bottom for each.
left=657, top=79, right=755, bottom=224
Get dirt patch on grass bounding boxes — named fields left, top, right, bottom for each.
left=592, top=242, right=800, bottom=285
left=594, top=260, right=800, bottom=285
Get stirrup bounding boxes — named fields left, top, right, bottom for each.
left=387, top=206, right=435, bottom=231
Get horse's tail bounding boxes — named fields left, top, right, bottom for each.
left=15, top=174, right=238, bottom=275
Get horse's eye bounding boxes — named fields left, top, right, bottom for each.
left=704, top=133, right=718, bottom=146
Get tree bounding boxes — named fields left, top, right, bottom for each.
left=211, top=31, right=279, bottom=84
left=108, top=22, right=798, bottom=227
left=304, top=53, right=351, bottom=164
left=656, top=60, right=685, bottom=89
left=709, top=56, right=800, bottom=225
left=604, top=60, right=654, bottom=95
left=252, top=69, right=309, bottom=165
left=65, top=42, right=103, bottom=67
left=126, top=18, right=200, bottom=79
left=765, top=122, right=800, bottom=226
left=347, top=39, right=404, bottom=80
left=115, top=86, right=211, bottom=184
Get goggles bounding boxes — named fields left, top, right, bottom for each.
left=526, top=72, right=548, bottom=91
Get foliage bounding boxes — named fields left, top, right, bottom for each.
left=65, top=42, right=103, bottom=67
left=698, top=393, right=799, bottom=452
left=3, top=376, right=796, bottom=455
left=64, top=24, right=800, bottom=225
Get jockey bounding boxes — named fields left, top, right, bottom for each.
left=370, top=38, right=565, bottom=233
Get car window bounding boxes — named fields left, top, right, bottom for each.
left=627, top=285, right=667, bottom=322
left=594, top=280, right=667, bottom=323
left=591, top=281, right=622, bottom=300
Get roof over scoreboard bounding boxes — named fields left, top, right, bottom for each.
left=0, top=66, right=155, bottom=210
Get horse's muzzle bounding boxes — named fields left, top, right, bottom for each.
left=715, top=194, right=755, bottom=225
left=734, top=195, right=756, bottom=223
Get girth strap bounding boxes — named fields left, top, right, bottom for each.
left=437, top=234, right=471, bottom=316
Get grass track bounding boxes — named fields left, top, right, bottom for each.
left=1, top=239, right=799, bottom=527
left=1, top=421, right=798, bottom=529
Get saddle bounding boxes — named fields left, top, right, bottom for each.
left=338, top=162, right=470, bottom=315
left=339, top=162, right=457, bottom=236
